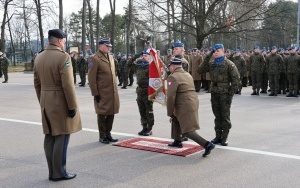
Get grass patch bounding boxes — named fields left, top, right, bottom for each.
left=8, top=65, right=26, bottom=72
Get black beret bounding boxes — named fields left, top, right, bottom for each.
left=48, top=29, right=67, bottom=38
left=170, top=58, right=182, bottom=65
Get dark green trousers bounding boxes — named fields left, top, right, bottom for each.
left=251, top=71, right=262, bottom=90
left=268, top=74, right=279, bottom=93
left=136, top=91, right=154, bottom=129
left=44, top=134, right=70, bottom=178
left=97, top=114, right=115, bottom=138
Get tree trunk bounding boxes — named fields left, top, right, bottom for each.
left=109, top=0, right=116, bottom=53
left=170, top=0, right=176, bottom=41
left=96, top=0, right=100, bottom=50
left=82, top=0, right=87, bottom=55
left=87, top=0, right=94, bottom=53
left=167, top=0, right=171, bottom=48
left=7, top=12, right=15, bottom=66
left=59, top=0, right=63, bottom=30
left=126, top=0, right=132, bottom=54
left=0, top=0, right=12, bottom=52
left=34, top=0, right=44, bottom=50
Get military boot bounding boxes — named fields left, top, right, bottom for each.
left=293, top=91, right=298, bottom=97
left=286, top=92, right=293, bottom=97
left=211, top=130, right=222, bottom=144
left=221, top=130, right=229, bottom=146
left=268, top=92, right=274, bottom=96
left=251, top=90, right=257, bottom=95
left=256, top=89, right=260, bottom=95
left=142, top=127, right=152, bottom=136
left=138, top=127, right=147, bottom=135
left=168, top=140, right=183, bottom=148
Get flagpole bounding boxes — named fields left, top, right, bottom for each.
left=297, top=0, right=300, bottom=47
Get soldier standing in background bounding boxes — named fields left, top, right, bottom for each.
left=189, top=48, right=202, bottom=92
left=266, top=46, right=283, bottom=96
left=249, top=46, right=266, bottom=95
left=0, top=52, right=9, bottom=83
left=70, top=52, right=77, bottom=84
left=203, top=49, right=212, bottom=93
left=261, top=49, right=268, bottom=93
left=242, top=50, right=250, bottom=87
left=116, top=52, right=123, bottom=86
left=77, top=51, right=87, bottom=87
left=120, top=54, right=128, bottom=89
left=286, top=46, right=300, bottom=97
left=163, top=49, right=172, bottom=67
left=172, top=42, right=189, bottom=72
left=127, top=54, right=135, bottom=86
left=278, top=48, right=287, bottom=94
left=198, top=44, right=240, bottom=146
left=232, top=50, right=246, bottom=94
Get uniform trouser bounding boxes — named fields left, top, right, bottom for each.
left=128, top=70, right=134, bottom=85
left=73, top=71, right=76, bottom=84
left=238, top=78, right=243, bottom=92
left=171, top=116, right=207, bottom=147
left=268, top=74, right=279, bottom=93
left=44, top=134, right=70, bottom=178
left=0, top=66, right=2, bottom=77
left=97, top=114, right=114, bottom=139
left=122, top=71, right=128, bottom=87
left=261, top=72, right=268, bottom=91
left=251, top=71, right=262, bottom=90
left=117, top=70, right=122, bottom=84
left=279, top=73, right=287, bottom=92
left=136, top=92, right=154, bottom=129
left=2, top=68, right=8, bottom=81
left=211, top=93, right=233, bottom=138
left=194, top=80, right=201, bottom=91
left=79, top=70, right=86, bottom=84
left=287, top=73, right=299, bottom=93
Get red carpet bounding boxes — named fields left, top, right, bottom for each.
left=114, top=137, right=204, bottom=157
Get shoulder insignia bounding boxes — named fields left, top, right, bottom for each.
left=88, top=61, right=93, bottom=68
left=66, top=61, right=71, bottom=67
left=168, top=81, right=172, bottom=86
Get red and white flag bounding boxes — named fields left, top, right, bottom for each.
left=147, top=48, right=166, bottom=105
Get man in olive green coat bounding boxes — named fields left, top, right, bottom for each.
left=88, top=38, right=120, bottom=144
left=167, top=58, right=215, bottom=157
left=286, top=46, right=300, bottom=97
left=232, top=50, right=246, bottom=94
left=198, top=44, right=240, bottom=146
left=0, top=52, right=9, bottom=83
left=34, top=29, right=82, bottom=181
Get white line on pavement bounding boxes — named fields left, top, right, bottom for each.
left=1, top=117, right=300, bottom=160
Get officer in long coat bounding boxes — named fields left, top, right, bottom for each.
left=189, top=48, right=203, bottom=92
left=88, top=38, right=120, bottom=144
left=198, top=44, right=240, bottom=146
left=167, top=58, right=215, bottom=157
left=34, top=29, right=82, bottom=181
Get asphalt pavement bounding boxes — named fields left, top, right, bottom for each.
left=1, top=72, right=300, bottom=188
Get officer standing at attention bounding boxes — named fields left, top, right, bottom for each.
left=163, top=49, right=173, bottom=67
left=77, top=51, right=87, bottom=87
left=232, top=50, right=246, bottom=94
left=189, top=48, right=203, bottom=92
left=172, top=42, right=189, bottom=72
left=33, top=29, right=82, bottom=181
left=197, top=44, right=240, bottom=146
left=286, top=46, right=300, bottom=97
left=128, top=50, right=154, bottom=136
left=266, top=46, right=283, bottom=96
left=249, top=46, right=266, bottom=95
left=167, top=58, right=215, bottom=157
left=0, top=52, right=9, bottom=83
left=88, top=38, right=120, bottom=144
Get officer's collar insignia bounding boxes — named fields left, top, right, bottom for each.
left=88, top=61, right=93, bottom=68
left=66, top=61, right=70, bottom=67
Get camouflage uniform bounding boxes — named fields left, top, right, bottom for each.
left=198, top=53, right=240, bottom=144
left=120, top=57, right=128, bottom=88
left=249, top=52, right=266, bottom=95
left=0, top=56, right=9, bottom=83
left=77, top=56, right=87, bottom=86
left=174, top=55, right=189, bottom=72
left=286, top=53, right=300, bottom=97
left=232, top=55, right=246, bottom=94
left=71, top=56, right=77, bottom=84
left=266, top=53, right=283, bottom=95
left=261, top=54, right=268, bottom=93
left=116, top=55, right=122, bottom=85
left=279, top=53, right=288, bottom=94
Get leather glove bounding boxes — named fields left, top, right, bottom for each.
left=68, top=109, right=76, bottom=118
left=169, top=115, right=175, bottom=123
left=167, top=70, right=171, bottom=76
left=94, top=95, right=101, bottom=103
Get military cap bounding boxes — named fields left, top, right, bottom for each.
left=172, top=41, right=184, bottom=48
left=192, top=48, right=198, bottom=52
left=128, top=54, right=132, bottom=56
left=48, top=29, right=67, bottom=38
left=225, top=49, right=231, bottom=53
left=271, top=46, right=277, bottom=50
left=170, top=58, right=182, bottom=65
left=98, top=38, right=112, bottom=47
left=142, top=50, right=150, bottom=55
left=117, top=51, right=121, bottom=55
left=167, top=49, right=172, bottom=52
left=254, top=45, right=260, bottom=49
left=213, top=44, right=224, bottom=51
left=79, top=51, right=83, bottom=54
left=88, top=50, right=93, bottom=55
left=290, top=46, right=296, bottom=50
left=278, top=48, right=284, bottom=52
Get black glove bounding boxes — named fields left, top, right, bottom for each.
left=167, top=70, right=171, bottom=75
left=68, top=109, right=76, bottom=118
left=94, top=95, right=101, bottom=103
left=210, top=49, right=215, bottom=56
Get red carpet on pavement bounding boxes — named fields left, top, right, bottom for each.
left=114, top=137, right=204, bottom=157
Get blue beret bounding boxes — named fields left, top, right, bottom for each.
left=48, top=29, right=67, bottom=38
left=128, top=54, right=131, bottom=56
left=170, top=58, right=182, bottom=65
left=271, top=46, right=277, bottom=50
left=79, top=51, right=83, bottom=54
left=142, top=50, right=150, bottom=55
left=254, top=45, right=260, bottom=49
left=225, top=49, right=231, bottom=53
left=98, top=38, right=112, bottom=47
left=88, top=50, right=93, bottom=55
left=172, top=42, right=184, bottom=48
left=213, top=44, right=224, bottom=50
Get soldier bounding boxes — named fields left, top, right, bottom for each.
left=172, top=42, right=189, bottom=72
left=167, top=58, right=215, bottom=157
left=189, top=48, right=202, bottom=92
left=261, top=48, right=268, bottom=93
left=266, top=46, right=283, bottom=96
left=249, top=46, right=266, bottom=95
left=0, top=52, right=9, bottom=83
left=33, top=29, right=82, bottom=181
left=70, top=52, right=77, bottom=84
left=128, top=50, right=154, bottom=136
left=232, top=50, right=246, bottom=94
left=77, top=51, right=87, bottom=87
left=127, top=54, right=135, bottom=86
left=120, top=54, right=128, bottom=89
left=278, top=48, right=287, bottom=94
left=242, top=50, right=250, bottom=87
left=116, top=52, right=123, bottom=86
left=203, top=49, right=212, bottom=93
left=198, top=44, right=240, bottom=146
left=163, top=49, right=172, bottom=67
left=88, top=38, right=120, bottom=144
left=286, top=46, right=300, bottom=97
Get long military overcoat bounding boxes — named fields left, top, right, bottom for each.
left=88, top=50, right=120, bottom=115
left=190, top=55, right=202, bottom=80
left=167, top=67, right=200, bottom=133
left=34, top=44, right=82, bottom=136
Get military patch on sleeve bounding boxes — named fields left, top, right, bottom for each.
left=168, top=81, right=172, bottom=86
left=88, top=61, right=93, bottom=68
left=65, top=61, right=70, bottom=67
